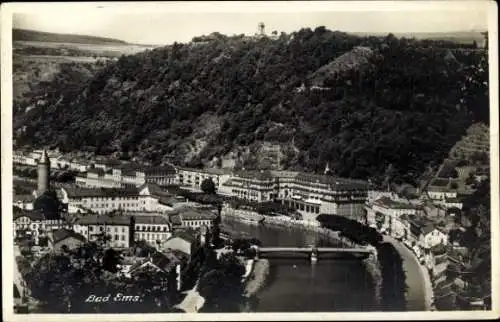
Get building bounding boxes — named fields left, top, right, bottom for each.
left=76, top=163, right=177, bottom=189
left=427, top=189, right=458, bottom=201
left=365, top=196, right=418, bottom=237
left=162, top=237, right=192, bottom=255
left=72, top=212, right=172, bottom=248
left=168, top=207, right=217, bottom=230
left=60, top=186, right=142, bottom=214
left=133, top=214, right=173, bottom=246
left=177, top=167, right=231, bottom=191
left=73, top=214, right=133, bottom=248
left=220, top=170, right=278, bottom=202
left=93, top=158, right=122, bottom=171
left=48, top=228, right=86, bottom=252
left=13, top=208, right=66, bottom=239
left=13, top=194, right=35, bottom=210
left=279, top=172, right=370, bottom=222
left=76, top=168, right=124, bottom=188
left=442, top=197, right=463, bottom=210
left=138, top=183, right=178, bottom=212
left=419, top=225, right=448, bottom=250
left=427, top=243, right=449, bottom=285
left=220, top=170, right=370, bottom=222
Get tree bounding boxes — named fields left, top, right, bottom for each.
left=102, top=248, right=122, bottom=273
left=198, top=252, right=245, bottom=311
left=200, top=178, right=216, bottom=195
left=33, top=190, right=63, bottom=219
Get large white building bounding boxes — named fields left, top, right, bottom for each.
left=220, top=170, right=370, bottom=222
left=60, top=183, right=179, bottom=215
left=76, top=163, right=177, bottom=189
left=73, top=213, right=172, bottom=248
left=60, top=186, right=143, bottom=214
left=219, top=170, right=278, bottom=202
left=177, top=167, right=231, bottom=191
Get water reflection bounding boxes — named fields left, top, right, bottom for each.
left=222, top=218, right=378, bottom=312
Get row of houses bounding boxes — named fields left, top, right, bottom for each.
left=69, top=166, right=372, bottom=223
left=38, top=226, right=201, bottom=293
left=13, top=204, right=217, bottom=249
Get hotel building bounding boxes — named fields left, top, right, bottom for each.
left=176, top=167, right=231, bottom=191
left=220, top=170, right=370, bottom=222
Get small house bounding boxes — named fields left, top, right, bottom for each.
left=49, top=228, right=87, bottom=252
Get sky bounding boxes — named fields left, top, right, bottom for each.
left=11, top=1, right=492, bottom=45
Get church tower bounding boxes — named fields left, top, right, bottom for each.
left=37, top=149, right=50, bottom=195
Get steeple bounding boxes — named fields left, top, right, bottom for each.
left=37, top=148, right=50, bottom=195
left=39, top=149, right=50, bottom=164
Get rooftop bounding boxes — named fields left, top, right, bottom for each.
left=62, top=186, right=139, bottom=198
left=373, top=197, right=416, bottom=210
left=87, top=168, right=106, bottom=176
left=133, top=215, right=170, bottom=225
left=139, top=183, right=174, bottom=198
left=179, top=167, right=232, bottom=175
left=51, top=228, right=86, bottom=244
left=13, top=209, right=45, bottom=221
left=295, top=172, right=370, bottom=190
left=14, top=194, right=36, bottom=203
left=75, top=214, right=132, bottom=226
left=233, top=170, right=275, bottom=181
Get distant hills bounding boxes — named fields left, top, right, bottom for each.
left=350, top=30, right=486, bottom=45
left=13, top=28, right=128, bottom=45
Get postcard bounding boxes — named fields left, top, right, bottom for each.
left=1, top=1, right=498, bottom=321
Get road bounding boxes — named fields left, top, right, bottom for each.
left=383, top=236, right=432, bottom=311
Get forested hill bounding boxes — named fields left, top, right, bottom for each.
left=13, top=28, right=128, bottom=45
left=13, top=28, right=489, bottom=186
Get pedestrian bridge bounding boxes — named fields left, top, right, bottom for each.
left=254, top=246, right=373, bottom=261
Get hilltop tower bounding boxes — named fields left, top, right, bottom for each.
left=37, top=149, right=50, bottom=195
left=258, top=22, right=265, bottom=36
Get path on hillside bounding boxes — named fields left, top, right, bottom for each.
left=383, top=236, right=432, bottom=311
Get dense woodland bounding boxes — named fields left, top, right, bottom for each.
left=13, top=28, right=489, bottom=185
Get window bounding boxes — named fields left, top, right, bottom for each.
left=115, top=235, right=119, bottom=241
left=121, top=235, right=125, bottom=241
left=122, top=227, right=125, bottom=233
left=100, top=226, right=104, bottom=232
left=114, top=227, right=118, bottom=233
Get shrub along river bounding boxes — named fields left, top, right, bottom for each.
left=222, top=217, right=380, bottom=312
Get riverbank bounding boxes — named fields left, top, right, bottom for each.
left=243, top=259, right=270, bottom=298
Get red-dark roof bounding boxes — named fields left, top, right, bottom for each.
left=51, top=228, right=86, bottom=244
left=295, top=172, right=370, bottom=190
left=13, top=209, right=45, bottom=221
left=63, top=186, right=139, bottom=198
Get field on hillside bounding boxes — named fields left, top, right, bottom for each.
left=13, top=40, right=155, bottom=102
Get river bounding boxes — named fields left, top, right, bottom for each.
left=222, top=217, right=379, bottom=312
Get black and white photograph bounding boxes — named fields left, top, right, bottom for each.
left=1, top=1, right=498, bottom=320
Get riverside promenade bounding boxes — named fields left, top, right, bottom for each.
left=383, top=235, right=433, bottom=311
